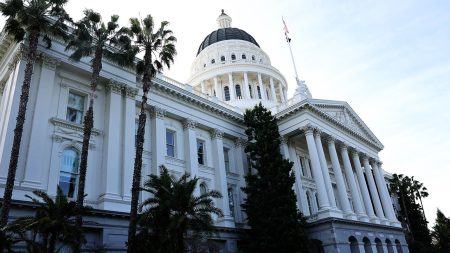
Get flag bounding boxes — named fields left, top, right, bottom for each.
left=282, top=17, right=291, bottom=43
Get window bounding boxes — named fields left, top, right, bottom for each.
left=224, top=86, right=230, bottom=101
left=235, top=84, right=242, bottom=99
left=224, top=148, right=230, bottom=172
left=242, top=54, right=246, bottom=60
left=228, top=187, right=235, bottom=218
left=251, top=55, right=255, bottom=61
left=66, top=92, right=84, bottom=124
left=166, top=130, right=175, bottom=157
left=211, top=59, right=215, bottom=64
left=231, top=54, right=236, bottom=60
left=300, top=157, right=306, bottom=176
left=257, top=86, right=262, bottom=99
left=266, top=89, right=270, bottom=100
left=221, top=55, right=225, bottom=62
left=200, top=183, right=208, bottom=195
left=248, top=85, right=253, bottom=99
left=306, top=191, right=313, bottom=215
left=59, top=147, right=80, bottom=198
left=197, top=139, right=205, bottom=165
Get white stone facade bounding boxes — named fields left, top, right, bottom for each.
left=0, top=11, right=409, bottom=253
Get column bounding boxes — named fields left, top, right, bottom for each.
left=228, top=73, right=235, bottom=100
left=302, top=125, right=330, bottom=211
left=183, top=119, right=199, bottom=196
left=100, top=80, right=124, bottom=207
left=244, top=72, right=250, bottom=99
left=339, top=144, right=367, bottom=221
left=210, top=129, right=234, bottom=227
left=362, top=155, right=386, bottom=222
left=351, top=151, right=378, bottom=222
left=151, top=106, right=166, bottom=176
left=22, top=54, right=60, bottom=188
left=313, top=130, right=337, bottom=210
left=269, top=77, right=276, bottom=101
left=278, top=82, right=285, bottom=102
left=327, top=137, right=355, bottom=219
left=213, top=76, right=220, bottom=98
left=282, top=138, right=310, bottom=216
left=257, top=73, right=266, bottom=100
left=234, top=138, right=247, bottom=223
left=372, top=160, right=401, bottom=227
left=122, top=86, right=137, bottom=200
left=200, top=81, right=205, bottom=93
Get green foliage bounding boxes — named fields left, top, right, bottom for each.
left=2, top=187, right=89, bottom=252
left=432, top=209, right=450, bottom=253
left=390, top=174, right=432, bottom=253
left=134, top=166, right=222, bottom=253
left=242, top=103, right=310, bottom=253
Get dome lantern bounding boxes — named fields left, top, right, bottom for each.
left=217, top=9, right=232, bottom=28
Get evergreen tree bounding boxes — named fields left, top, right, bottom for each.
left=242, top=103, right=309, bottom=253
left=432, top=209, right=450, bottom=253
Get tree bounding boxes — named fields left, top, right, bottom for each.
left=127, top=15, right=176, bottom=252
left=390, top=174, right=432, bottom=253
left=135, top=165, right=222, bottom=253
left=0, top=0, right=70, bottom=249
left=3, top=187, right=87, bottom=252
left=432, top=209, right=450, bottom=253
left=242, top=103, right=310, bottom=253
left=65, top=9, right=136, bottom=252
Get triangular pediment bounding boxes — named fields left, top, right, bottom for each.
left=309, top=99, right=383, bottom=148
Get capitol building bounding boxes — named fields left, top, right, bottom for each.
left=0, top=10, right=409, bottom=253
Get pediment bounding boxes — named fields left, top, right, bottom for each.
left=310, top=99, right=383, bottom=148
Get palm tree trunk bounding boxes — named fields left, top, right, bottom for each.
left=48, top=233, right=57, bottom=253
left=0, top=31, right=40, bottom=251
left=128, top=54, right=151, bottom=253
left=74, top=49, right=102, bottom=253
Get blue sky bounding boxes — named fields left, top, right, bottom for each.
left=1, top=0, right=449, bottom=224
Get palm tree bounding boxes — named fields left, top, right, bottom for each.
left=65, top=10, right=136, bottom=252
left=4, top=187, right=87, bottom=252
left=410, top=176, right=429, bottom=217
left=0, top=0, right=70, bottom=247
left=135, top=166, right=223, bottom=253
left=127, top=15, right=176, bottom=252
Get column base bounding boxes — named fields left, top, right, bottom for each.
left=390, top=219, right=402, bottom=228
left=316, top=208, right=343, bottom=219
left=369, top=215, right=381, bottom=224
left=356, top=213, right=369, bottom=222
left=380, top=218, right=390, bottom=225
left=343, top=211, right=358, bottom=220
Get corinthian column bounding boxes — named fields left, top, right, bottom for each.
left=362, top=155, right=386, bottom=223
left=302, top=125, right=330, bottom=211
left=352, top=151, right=378, bottom=223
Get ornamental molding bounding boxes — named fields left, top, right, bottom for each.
left=326, top=135, right=337, bottom=144
left=313, top=128, right=323, bottom=137
left=125, top=86, right=138, bottom=98
left=234, top=138, right=247, bottom=147
left=300, top=123, right=316, bottom=135
left=107, top=79, right=125, bottom=94
left=182, top=119, right=198, bottom=129
left=50, top=117, right=102, bottom=137
left=8, top=44, right=28, bottom=71
left=40, top=53, right=61, bottom=70
left=210, top=129, right=224, bottom=140
left=280, top=136, right=289, bottom=145
left=151, top=106, right=166, bottom=119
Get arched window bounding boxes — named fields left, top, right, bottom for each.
left=228, top=187, right=235, bottom=218
left=386, top=239, right=394, bottom=253
left=349, top=236, right=360, bottom=253
left=363, top=237, right=373, bottom=253
left=257, top=86, right=262, bottom=99
left=251, top=55, right=255, bottom=61
left=59, top=147, right=80, bottom=198
left=200, top=183, right=207, bottom=195
left=224, top=86, right=230, bottom=101
left=211, top=59, right=215, bottom=64
left=248, top=85, right=253, bottom=99
left=231, top=54, right=236, bottom=60
left=235, top=84, right=242, bottom=99
left=395, top=240, right=403, bottom=253
left=221, top=55, right=225, bottom=62
left=375, top=238, right=383, bottom=253
left=242, top=54, right=246, bottom=59
left=311, top=239, right=325, bottom=253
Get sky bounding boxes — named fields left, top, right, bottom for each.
left=2, top=0, right=450, bottom=225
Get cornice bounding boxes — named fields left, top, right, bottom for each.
left=50, top=117, right=102, bottom=136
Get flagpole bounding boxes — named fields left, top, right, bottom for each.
left=287, top=40, right=300, bottom=81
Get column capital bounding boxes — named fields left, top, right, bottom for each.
left=125, top=86, right=138, bottom=99
left=234, top=138, right=247, bottom=148
left=313, top=128, right=323, bottom=137
left=210, top=129, right=224, bottom=140
left=369, top=158, right=380, bottom=165
left=350, top=149, right=361, bottom=158
left=360, top=153, right=370, bottom=162
left=183, top=118, right=197, bottom=129
left=151, top=106, right=166, bottom=119
left=40, top=53, right=61, bottom=70
left=301, top=124, right=316, bottom=135
left=280, top=135, right=289, bottom=145
left=0, top=79, right=6, bottom=93
left=337, top=141, right=349, bottom=151
left=107, top=79, right=124, bottom=94
left=326, top=135, right=337, bottom=144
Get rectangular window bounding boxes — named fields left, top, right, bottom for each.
left=197, top=139, right=205, bottom=165
left=166, top=130, right=175, bottom=157
left=66, top=92, right=85, bottom=124
left=224, top=148, right=230, bottom=172
left=299, top=156, right=306, bottom=176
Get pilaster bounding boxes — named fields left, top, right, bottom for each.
left=122, top=86, right=137, bottom=200
left=183, top=118, right=199, bottom=195
left=151, top=106, right=166, bottom=176
left=269, top=77, right=276, bottom=102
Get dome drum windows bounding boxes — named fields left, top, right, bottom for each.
left=241, top=54, right=246, bottom=60
left=231, top=54, right=236, bottom=61
left=224, top=86, right=230, bottom=101
left=235, top=84, right=242, bottom=99
left=221, top=56, right=225, bottom=62
left=211, top=59, right=215, bottom=64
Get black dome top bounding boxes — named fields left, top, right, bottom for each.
left=197, top=27, right=260, bottom=56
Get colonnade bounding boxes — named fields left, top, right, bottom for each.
left=198, top=71, right=286, bottom=103
left=282, top=124, right=400, bottom=227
